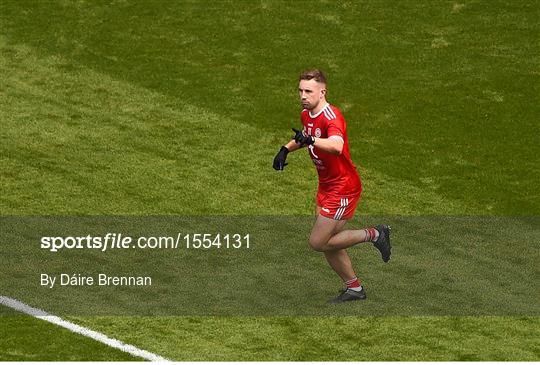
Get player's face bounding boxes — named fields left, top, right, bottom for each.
left=298, top=79, right=326, bottom=110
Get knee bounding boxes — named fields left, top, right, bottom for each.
left=308, top=236, right=328, bottom=252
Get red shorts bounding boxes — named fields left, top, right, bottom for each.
left=317, top=190, right=361, bottom=220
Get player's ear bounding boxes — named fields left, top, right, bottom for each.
left=320, top=88, right=326, bottom=99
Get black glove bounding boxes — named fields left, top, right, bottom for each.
left=292, top=128, right=314, bottom=146
left=273, top=146, right=289, bottom=170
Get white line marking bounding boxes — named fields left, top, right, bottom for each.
left=0, top=296, right=170, bottom=362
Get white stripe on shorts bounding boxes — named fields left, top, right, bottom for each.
left=334, top=198, right=349, bottom=220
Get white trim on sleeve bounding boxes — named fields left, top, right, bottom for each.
left=328, top=135, right=344, bottom=143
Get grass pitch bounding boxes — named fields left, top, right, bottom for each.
left=1, top=0, right=539, bottom=361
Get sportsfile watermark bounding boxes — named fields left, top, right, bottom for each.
left=40, top=233, right=251, bottom=252
left=1, top=216, right=539, bottom=316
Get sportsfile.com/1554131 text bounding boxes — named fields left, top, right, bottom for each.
left=40, top=233, right=251, bottom=252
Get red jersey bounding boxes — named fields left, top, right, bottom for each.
left=301, top=103, right=361, bottom=195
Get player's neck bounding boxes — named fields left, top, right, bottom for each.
left=310, top=100, right=328, bottom=116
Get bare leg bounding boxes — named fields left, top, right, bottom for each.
left=326, top=229, right=371, bottom=250
left=312, top=207, right=357, bottom=281
left=309, top=214, right=372, bottom=251
left=324, top=248, right=357, bottom=281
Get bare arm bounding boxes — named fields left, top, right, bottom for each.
left=312, top=137, right=344, bottom=155
left=284, top=139, right=302, bottom=152
left=285, top=137, right=343, bottom=155
left=274, top=133, right=343, bottom=171
left=291, top=128, right=344, bottom=155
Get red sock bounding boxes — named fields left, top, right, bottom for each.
left=345, top=276, right=361, bottom=289
left=363, top=227, right=379, bottom=242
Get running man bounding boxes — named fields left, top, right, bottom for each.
left=273, top=69, right=391, bottom=303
